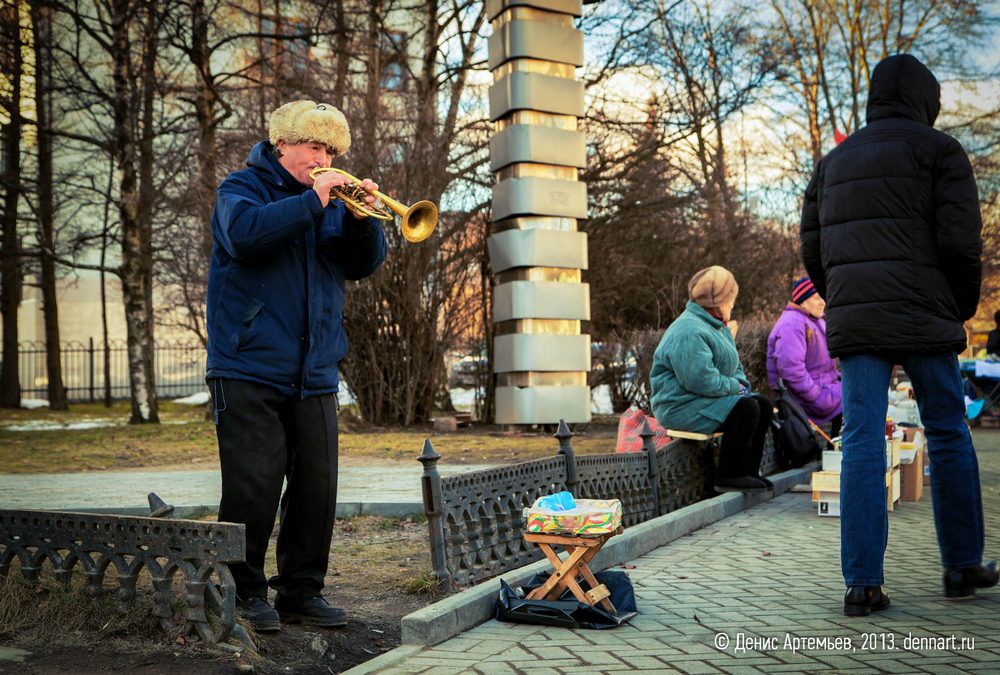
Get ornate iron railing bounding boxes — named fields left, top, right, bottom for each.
left=0, top=507, right=247, bottom=645
left=11, top=339, right=206, bottom=402
left=420, top=420, right=780, bottom=589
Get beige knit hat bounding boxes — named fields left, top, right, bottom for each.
left=688, top=266, right=739, bottom=308
left=268, top=100, right=351, bottom=155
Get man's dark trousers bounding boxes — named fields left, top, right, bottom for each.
left=210, top=378, right=339, bottom=603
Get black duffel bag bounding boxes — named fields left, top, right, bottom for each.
left=771, top=379, right=822, bottom=468
left=495, top=570, right=637, bottom=630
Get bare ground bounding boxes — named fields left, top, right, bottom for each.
left=0, top=516, right=435, bottom=674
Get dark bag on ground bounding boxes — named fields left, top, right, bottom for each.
left=771, top=380, right=822, bottom=468
left=495, top=570, right=637, bottom=629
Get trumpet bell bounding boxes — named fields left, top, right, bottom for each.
left=399, top=200, right=437, bottom=243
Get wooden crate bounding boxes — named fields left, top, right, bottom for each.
left=811, top=469, right=898, bottom=511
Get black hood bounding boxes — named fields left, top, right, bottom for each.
left=866, top=54, right=941, bottom=126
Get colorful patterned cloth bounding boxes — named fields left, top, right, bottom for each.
left=524, top=498, right=623, bottom=535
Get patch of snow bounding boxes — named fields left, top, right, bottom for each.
left=449, top=387, right=479, bottom=411
left=173, top=391, right=211, bottom=406
left=65, top=421, right=118, bottom=430
left=20, top=399, right=50, bottom=410
left=337, top=384, right=357, bottom=407
left=591, top=385, right=614, bottom=415
left=4, top=419, right=118, bottom=432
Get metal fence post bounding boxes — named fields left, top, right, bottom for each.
left=555, top=419, right=578, bottom=495
left=640, top=417, right=662, bottom=517
left=88, top=337, right=95, bottom=402
left=418, top=439, right=451, bottom=591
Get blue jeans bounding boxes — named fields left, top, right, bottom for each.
left=840, top=352, right=984, bottom=587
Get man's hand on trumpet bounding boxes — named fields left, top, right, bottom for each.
left=311, top=169, right=378, bottom=216
left=349, top=178, right=380, bottom=219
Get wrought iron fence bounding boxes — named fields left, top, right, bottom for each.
left=0, top=508, right=247, bottom=645
left=11, top=339, right=206, bottom=402
left=420, top=419, right=780, bottom=589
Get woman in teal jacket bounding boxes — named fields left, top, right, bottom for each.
left=650, top=266, right=772, bottom=491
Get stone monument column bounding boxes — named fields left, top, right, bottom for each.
left=486, top=0, right=590, bottom=424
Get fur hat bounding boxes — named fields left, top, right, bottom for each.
left=268, top=100, right=351, bottom=155
left=688, top=266, right=739, bottom=308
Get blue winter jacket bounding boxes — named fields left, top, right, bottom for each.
left=205, top=141, right=387, bottom=396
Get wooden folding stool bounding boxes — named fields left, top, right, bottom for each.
left=523, top=526, right=624, bottom=613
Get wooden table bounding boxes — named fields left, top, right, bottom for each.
left=523, top=526, right=624, bottom=613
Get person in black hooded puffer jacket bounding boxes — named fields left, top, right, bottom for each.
left=800, top=54, right=996, bottom=617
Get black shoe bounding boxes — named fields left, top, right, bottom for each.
left=275, top=594, right=347, bottom=628
left=756, top=475, right=774, bottom=489
left=843, top=586, right=891, bottom=617
left=943, top=560, right=999, bottom=599
left=238, top=596, right=280, bottom=632
left=714, top=475, right=769, bottom=493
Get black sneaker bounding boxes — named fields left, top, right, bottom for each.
left=844, top=586, right=891, bottom=617
left=943, top=560, right=999, bottom=599
left=714, top=475, right=769, bottom=493
left=239, top=596, right=280, bottom=633
left=275, top=594, right=347, bottom=628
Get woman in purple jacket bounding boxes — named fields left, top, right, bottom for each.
left=767, top=277, right=843, bottom=437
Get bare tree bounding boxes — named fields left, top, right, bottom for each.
left=155, top=0, right=350, bottom=345
left=576, top=0, right=798, bottom=411
left=767, top=0, right=992, bottom=166
left=337, top=0, right=492, bottom=425
left=582, top=0, right=794, bottom=332
left=0, top=0, right=24, bottom=409
left=954, top=103, right=1000, bottom=310
left=30, top=2, right=68, bottom=410
left=644, top=1, right=774, bottom=230
left=156, top=0, right=228, bottom=348
left=48, top=0, right=175, bottom=422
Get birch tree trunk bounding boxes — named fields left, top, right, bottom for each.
left=111, top=0, right=159, bottom=424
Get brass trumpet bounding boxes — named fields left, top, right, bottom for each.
left=308, top=167, right=437, bottom=243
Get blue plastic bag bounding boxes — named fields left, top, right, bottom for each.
left=536, top=491, right=576, bottom=511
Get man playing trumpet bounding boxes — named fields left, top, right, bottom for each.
left=205, top=100, right=386, bottom=631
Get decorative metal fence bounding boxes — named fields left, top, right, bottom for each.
left=0, top=508, right=247, bottom=645
left=11, top=339, right=206, bottom=402
left=420, top=419, right=780, bottom=589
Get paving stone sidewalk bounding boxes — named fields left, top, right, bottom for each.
left=374, top=429, right=1000, bottom=673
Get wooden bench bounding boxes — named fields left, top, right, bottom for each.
left=666, top=429, right=723, bottom=441
left=524, top=527, right=624, bottom=612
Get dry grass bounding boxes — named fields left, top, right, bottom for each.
left=0, top=564, right=261, bottom=672
left=258, top=515, right=436, bottom=602
left=0, top=401, right=215, bottom=473
left=403, top=571, right=443, bottom=596
left=0, top=401, right=620, bottom=474
left=0, top=570, right=158, bottom=643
